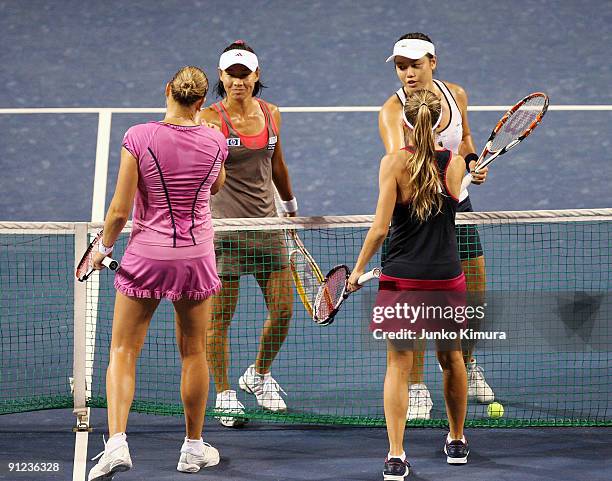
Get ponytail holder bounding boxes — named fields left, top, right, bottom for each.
left=234, top=39, right=245, bottom=44
left=402, top=108, right=442, bottom=131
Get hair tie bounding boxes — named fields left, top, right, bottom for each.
left=234, top=39, right=245, bottom=45
left=402, top=106, right=442, bottom=131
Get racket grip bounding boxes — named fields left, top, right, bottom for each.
left=460, top=173, right=473, bottom=192
left=102, top=256, right=119, bottom=271
left=358, top=267, right=381, bottom=285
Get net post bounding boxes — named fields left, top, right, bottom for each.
left=73, top=222, right=91, bottom=431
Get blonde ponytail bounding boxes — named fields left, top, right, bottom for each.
left=403, top=90, right=443, bottom=222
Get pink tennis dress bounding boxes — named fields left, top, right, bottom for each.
left=114, top=121, right=228, bottom=301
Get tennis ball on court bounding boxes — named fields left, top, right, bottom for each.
left=487, top=402, right=504, bottom=418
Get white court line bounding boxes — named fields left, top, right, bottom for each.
left=0, top=105, right=611, bottom=114
left=91, top=111, right=112, bottom=221
left=73, top=224, right=89, bottom=481
left=73, top=417, right=90, bottom=481
left=88, top=111, right=112, bottom=407
left=73, top=112, right=113, bottom=481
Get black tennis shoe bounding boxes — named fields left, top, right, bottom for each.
left=444, top=436, right=469, bottom=464
left=383, top=456, right=410, bottom=480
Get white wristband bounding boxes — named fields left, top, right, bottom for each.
left=281, top=197, right=298, bottom=214
left=98, top=241, right=114, bottom=256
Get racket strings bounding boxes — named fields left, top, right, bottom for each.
left=314, top=267, right=348, bottom=320
left=492, top=96, right=547, bottom=151
left=290, top=250, right=320, bottom=305
left=75, top=232, right=102, bottom=279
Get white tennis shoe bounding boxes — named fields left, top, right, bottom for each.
left=215, top=389, right=248, bottom=427
left=407, top=383, right=433, bottom=421
left=176, top=438, right=220, bottom=473
left=467, top=359, right=495, bottom=403
left=239, top=364, right=287, bottom=412
left=88, top=436, right=132, bottom=481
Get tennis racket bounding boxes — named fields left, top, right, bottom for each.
left=289, top=249, right=320, bottom=316
left=76, top=229, right=119, bottom=282
left=287, top=229, right=325, bottom=314
left=274, top=187, right=326, bottom=313
left=313, top=265, right=381, bottom=326
left=460, top=92, right=549, bottom=193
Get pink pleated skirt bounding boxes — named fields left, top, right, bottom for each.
left=114, top=241, right=221, bottom=301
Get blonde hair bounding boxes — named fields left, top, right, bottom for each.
left=169, top=66, right=208, bottom=106
left=403, top=89, right=443, bottom=222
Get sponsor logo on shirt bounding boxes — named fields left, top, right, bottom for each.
left=268, top=135, right=278, bottom=151
left=227, top=137, right=241, bottom=147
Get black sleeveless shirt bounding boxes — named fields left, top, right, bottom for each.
left=382, top=149, right=462, bottom=280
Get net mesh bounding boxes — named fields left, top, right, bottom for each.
left=1, top=210, right=611, bottom=427
left=0, top=227, right=74, bottom=413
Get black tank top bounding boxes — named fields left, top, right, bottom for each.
left=382, top=149, right=462, bottom=280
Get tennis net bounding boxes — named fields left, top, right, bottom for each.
left=0, top=209, right=611, bottom=427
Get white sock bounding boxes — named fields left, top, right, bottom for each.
left=447, top=433, right=466, bottom=443
left=388, top=451, right=406, bottom=462
left=252, top=365, right=270, bottom=380
left=182, top=437, right=204, bottom=454
left=106, top=432, right=127, bottom=451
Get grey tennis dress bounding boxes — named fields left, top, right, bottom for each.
left=210, top=99, right=288, bottom=276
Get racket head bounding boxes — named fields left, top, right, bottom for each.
left=289, top=249, right=321, bottom=316
left=313, top=264, right=350, bottom=326
left=287, top=229, right=325, bottom=282
left=76, top=230, right=119, bottom=282
left=480, top=92, right=549, bottom=166
left=76, top=230, right=104, bottom=282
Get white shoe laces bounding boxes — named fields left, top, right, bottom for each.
left=219, top=390, right=240, bottom=406
left=91, top=435, right=107, bottom=461
left=411, top=390, right=427, bottom=405
left=262, top=376, right=286, bottom=398
left=469, top=364, right=487, bottom=383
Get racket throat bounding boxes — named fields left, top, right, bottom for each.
left=505, top=138, right=521, bottom=150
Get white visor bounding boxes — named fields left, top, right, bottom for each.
left=385, top=39, right=435, bottom=62
left=219, top=49, right=259, bottom=72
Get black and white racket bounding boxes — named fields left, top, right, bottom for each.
left=76, top=229, right=119, bottom=282
left=313, top=266, right=381, bottom=326
left=461, top=92, right=549, bottom=193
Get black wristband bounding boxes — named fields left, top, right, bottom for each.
left=464, top=153, right=478, bottom=171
